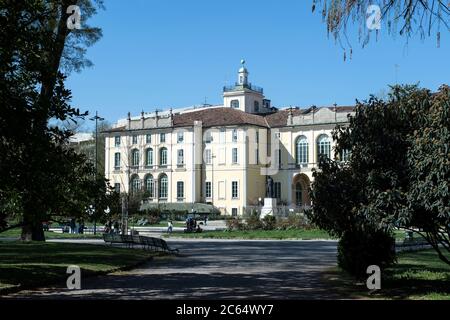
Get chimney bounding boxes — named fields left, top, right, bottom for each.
left=287, top=107, right=293, bottom=125
left=127, top=112, right=131, bottom=129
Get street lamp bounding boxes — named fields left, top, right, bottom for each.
left=89, top=111, right=105, bottom=235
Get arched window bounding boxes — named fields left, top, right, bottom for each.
left=131, top=149, right=140, bottom=167
left=144, top=174, right=154, bottom=198
left=317, top=134, right=331, bottom=161
left=145, top=148, right=153, bottom=167
left=130, top=175, right=141, bottom=193
left=159, top=147, right=168, bottom=166
left=231, top=100, right=239, bottom=109
left=254, top=101, right=260, bottom=112
left=295, top=182, right=302, bottom=206
left=295, top=136, right=308, bottom=165
left=159, top=174, right=168, bottom=199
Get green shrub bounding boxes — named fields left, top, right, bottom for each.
left=246, top=214, right=263, bottom=230
left=276, top=214, right=312, bottom=230
left=226, top=218, right=246, bottom=231
left=338, top=229, right=396, bottom=278
left=262, top=215, right=277, bottom=230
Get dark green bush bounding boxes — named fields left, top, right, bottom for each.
left=226, top=218, right=246, bottom=231
left=246, top=214, right=263, bottom=230
left=338, top=229, right=396, bottom=278
left=262, top=215, right=277, bottom=230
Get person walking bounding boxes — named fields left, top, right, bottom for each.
left=167, top=220, right=173, bottom=234
left=70, top=218, right=76, bottom=234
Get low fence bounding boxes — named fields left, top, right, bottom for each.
left=244, top=205, right=311, bottom=218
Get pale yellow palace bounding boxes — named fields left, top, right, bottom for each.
left=104, top=63, right=354, bottom=216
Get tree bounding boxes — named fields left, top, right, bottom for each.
left=310, top=84, right=450, bottom=275
left=312, top=0, right=450, bottom=54
left=404, top=85, right=450, bottom=264
left=0, top=0, right=104, bottom=240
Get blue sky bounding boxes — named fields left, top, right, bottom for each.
left=67, top=0, right=449, bottom=128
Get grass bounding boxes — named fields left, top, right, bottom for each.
left=0, top=228, right=103, bottom=239
left=323, top=249, right=450, bottom=300
left=0, top=241, right=160, bottom=293
left=164, top=228, right=334, bottom=240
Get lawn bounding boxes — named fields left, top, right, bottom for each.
left=324, top=249, right=450, bottom=300
left=0, top=241, right=159, bottom=294
left=0, top=228, right=103, bottom=239
left=164, top=228, right=334, bottom=240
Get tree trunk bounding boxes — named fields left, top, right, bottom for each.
left=21, top=221, right=45, bottom=242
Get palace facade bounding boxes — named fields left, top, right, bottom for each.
left=103, top=63, right=354, bottom=216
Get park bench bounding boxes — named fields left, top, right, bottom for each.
left=103, top=233, right=123, bottom=245
left=102, top=233, right=178, bottom=254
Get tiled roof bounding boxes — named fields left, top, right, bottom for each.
left=264, top=108, right=307, bottom=127
left=103, top=106, right=355, bottom=133
left=173, top=107, right=269, bottom=128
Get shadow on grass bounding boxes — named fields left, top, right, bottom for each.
left=322, top=249, right=450, bottom=300
left=0, top=241, right=163, bottom=294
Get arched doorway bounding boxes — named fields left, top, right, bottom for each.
left=292, top=174, right=311, bottom=207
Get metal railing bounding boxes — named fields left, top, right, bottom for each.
left=223, top=83, right=264, bottom=94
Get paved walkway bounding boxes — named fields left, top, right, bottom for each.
left=6, top=240, right=343, bottom=299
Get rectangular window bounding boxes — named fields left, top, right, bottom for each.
left=205, top=131, right=212, bottom=144
left=232, top=208, right=238, bottom=217
left=114, top=152, right=121, bottom=169
left=177, top=149, right=184, bottom=166
left=160, top=133, right=166, bottom=143
left=132, top=135, right=138, bottom=145
left=115, top=136, right=121, bottom=147
left=146, top=134, right=152, bottom=144
left=278, top=149, right=282, bottom=168
left=114, top=183, right=121, bottom=193
left=205, top=182, right=212, bottom=199
left=205, top=149, right=212, bottom=164
left=232, top=148, right=238, bottom=164
left=177, top=131, right=184, bottom=143
left=232, top=129, right=238, bottom=142
left=219, top=129, right=226, bottom=144
left=177, top=181, right=184, bottom=200
left=341, top=149, right=351, bottom=162
left=274, top=182, right=281, bottom=200
left=232, top=181, right=238, bottom=199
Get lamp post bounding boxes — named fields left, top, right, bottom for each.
left=90, top=111, right=105, bottom=235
